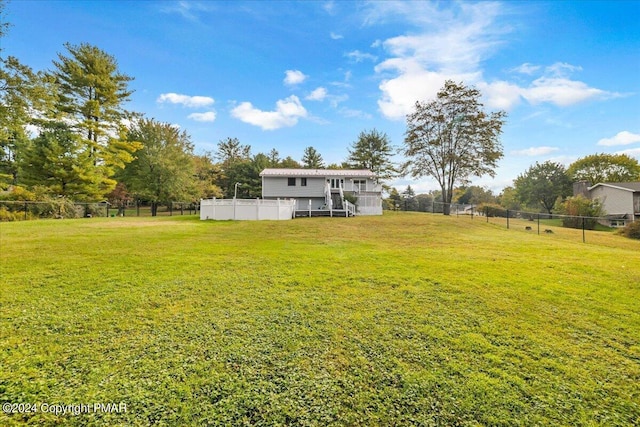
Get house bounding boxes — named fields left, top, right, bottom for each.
left=574, top=181, right=640, bottom=227
left=259, top=168, right=383, bottom=216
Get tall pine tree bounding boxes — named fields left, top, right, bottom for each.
left=51, top=42, right=140, bottom=196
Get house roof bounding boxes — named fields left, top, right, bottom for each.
left=260, top=168, right=376, bottom=178
left=588, top=182, right=640, bottom=193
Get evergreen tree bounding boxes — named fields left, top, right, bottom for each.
left=402, top=185, right=418, bottom=211
left=51, top=42, right=140, bottom=195
left=215, top=137, right=251, bottom=167
left=347, top=128, right=396, bottom=181
left=20, top=122, right=103, bottom=200
left=301, top=146, right=324, bottom=169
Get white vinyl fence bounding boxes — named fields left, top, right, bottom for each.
left=200, top=198, right=296, bottom=221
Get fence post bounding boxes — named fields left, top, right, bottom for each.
left=582, top=217, right=586, bottom=243
left=170, top=202, right=173, bottom=216
left=181, top=203, right=184, bottom=215
left=486, top=206, right=489, bottom=223
left=506, top=210, right=509, bottom=229
left=537, top=214, right=540, bottom=235
left=24, top=202, right=28, bottom=220
left=137, top=199, right=140, bottom=216
left=471, top=205, right=474, bottom=219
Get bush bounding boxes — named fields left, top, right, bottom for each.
left=478, top=203, right=507, bottom=217
left=558, top=195, right=604, bottom=230
left=0, top=206, right=34, bottom=221
left=619, top=220, right=640, bottom=239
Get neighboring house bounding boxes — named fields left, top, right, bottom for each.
left=260, top=168, right=383, bottom=216
left=574, top=181, right=640, bottom=227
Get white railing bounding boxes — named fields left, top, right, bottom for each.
left=344, top=182, right=383, bottom=193
left=355, top=194, right=383, bottom=216
left=200, top=198, right=296, bottom=221
left=344, top=200, right=357, bottom=217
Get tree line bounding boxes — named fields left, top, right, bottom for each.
left=2, top=8, right=639, bottom=220
left=1, top=28, right=396, bottom=216
left=388, top=152, right=640, bottom=226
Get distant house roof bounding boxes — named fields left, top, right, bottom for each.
left=588, top=182, right=640, bottom=192
left=260, top=168, right=376, bottom=178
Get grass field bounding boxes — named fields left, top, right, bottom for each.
left=1, top=213, right=639, bottom=426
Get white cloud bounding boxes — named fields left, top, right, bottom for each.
left=330, top=32, right=343, bottom=40
left=522, top=77, right=609, bottom=106
left=339, top=108, right=372, bottom=120
left=157, top=93, right=215, bottom=108
left=188, top=111, right=216, bottom=122
left=160, top=1, right=216, bottom=22
left=284, top=70, right=307, bottom=86
left=345, top=50, right=378, bottom=63
left=306, top=87, right=328, bottom=101
left=597, top=131, right=640, bottom=147
left=545, top=62, right=582, bottom=78
left=478, top=80, right=523, bottom=110
left=369, top=3, right=618, bottom=117
left=510, top=63, right=541, bottom=75
left=231, top=95, right=308, bottom=130
left=323, top=1, right=336, bottom=15
left=614, top=148, right=640, bottom=158
left=511, top=146, right=559, bottom=156
left=376, top=57, right=479, bottom=119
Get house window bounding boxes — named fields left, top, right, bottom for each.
left=353, top=180, right=366, bottom=191
left=288, top=178, right=296, bottom=186
left=301, top=178, right=307, bottom=186
left=610, top=219, right=626, bottom=227
left=330, top=178, right=344, bottom=189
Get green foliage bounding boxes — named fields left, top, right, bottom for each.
left=401, top=185, right=418, bottom=211
left=1, top=215, right=639, bottom=425
left=0, top=56, right=56, bottom=188
left=215, top=137, right=251, bottom=167
left=619, top=220, right=640, bottom=239
left=19, top=123, right=106, bottom=200
left=51, top=42, right=139, bottom=195
left=514, top=161, right=572, bottom=214
left=558, top=195, right=605, bottom=229
left=384, top=187, right=402, bottom=210
left=403, top=80, right=506, bottom=215
left=118, top=119, right=196, bottom=214
left=498, top=186, right=521, bottom=210
left=192, top=153, right=223, bottom=199
left=567, top=153, right=640, bottom=184
left=478, top=202, right=507, bottom=217
left=301, top=146, right=324, bottom=169
left=347, top=128, right=397, bottom=181
left=455, top=185, right=496, bottom=205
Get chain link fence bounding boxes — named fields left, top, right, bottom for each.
left=0, top=200, right=199, bottom=222
left=410, top=201, right=628, bottom=243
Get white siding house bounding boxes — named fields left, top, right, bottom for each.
left=575, top=182, right=640, bottom=227
left=260, top=168, right=383, bottom=216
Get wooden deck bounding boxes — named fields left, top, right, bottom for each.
left=295, top=209, right=354, bottom=218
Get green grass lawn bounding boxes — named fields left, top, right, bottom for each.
left=1, top=213, right=639, bottom=426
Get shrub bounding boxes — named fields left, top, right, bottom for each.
left=619, top=220, right=640, bottom=239
left=478, top=203, right=507, bottom=217
left=558, top=195, right=604, bottom=230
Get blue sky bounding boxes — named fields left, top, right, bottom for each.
left=3, top=0, right=639, bottom=193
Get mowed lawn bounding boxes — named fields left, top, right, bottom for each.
left=1, top=213, right=639, bottom=426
